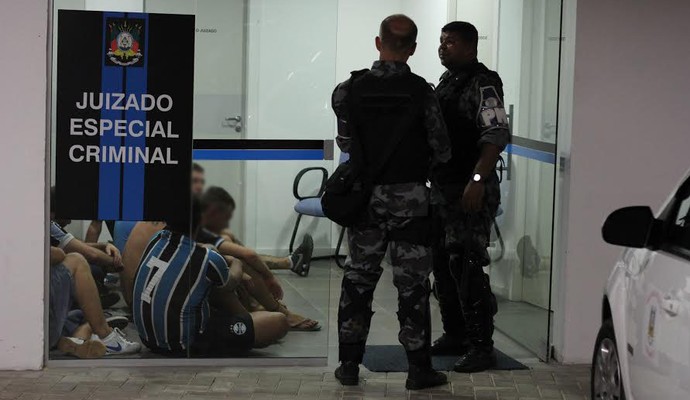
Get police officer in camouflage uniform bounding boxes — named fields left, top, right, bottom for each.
left=331, top=14, right=452, bottom=390
left=430, top=21, right=510, bottom=373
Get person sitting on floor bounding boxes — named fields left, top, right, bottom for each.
left=123, top=219, right=321, bottom=332
left=131, top=197, right=288, bottom=356
left=197, top=186, right=320, bottom=331
left=50, top=187, right=124, bottom=309
left=49, top=244, right=141, bottom=358
left=118, top=167, right=321, bottom=332
left=199, top=186, right=314, bottom=277
left=191, top=163, right=314, bottom=277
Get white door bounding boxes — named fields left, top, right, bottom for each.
left=145, top=0, right=247, bottom=238
left=627, top=178, right=690, bottom=399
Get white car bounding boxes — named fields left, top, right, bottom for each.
left=592, top=170, right=690, bottom=400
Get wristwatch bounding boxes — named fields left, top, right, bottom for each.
left=472, top=173, right=483, bottom=183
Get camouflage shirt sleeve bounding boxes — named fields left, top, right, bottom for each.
left=332, top=79, right=352, bottom=153
left=423, top=86, right=452, bottom=165
left=473, top=74, right=511, bottom=151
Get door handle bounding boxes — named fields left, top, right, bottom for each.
left=223, top=116, right=243, bottom=132
left=662, top=295, right=681, bottom=317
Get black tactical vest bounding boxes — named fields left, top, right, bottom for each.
left=434, top=62, right=501, bottom=185
left=349, top=71, right=431, bottom=185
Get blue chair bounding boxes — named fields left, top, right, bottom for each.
left=290, top=153, right=348, bottom=267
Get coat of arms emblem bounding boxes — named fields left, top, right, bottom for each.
left=105, top=18, right=145, bottom=67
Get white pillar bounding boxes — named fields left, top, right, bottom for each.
left=0, top=0, right=49, bottom=370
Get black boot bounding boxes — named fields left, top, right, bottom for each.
left=454, top=302, right=496, bottom=373
left=453, top=347, right=496, bottom=373
left=454, top=258, right=497, bottom=373
left=430, top=333, right=469, bottom=355
left=335, top=361, right=360, bottom=386
left=405, top=351, right=447, bottom=391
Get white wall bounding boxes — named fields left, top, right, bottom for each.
left=403, top=0, right=449, bottom=83
left=558, top=0, right=690, bottom=363
left=0, top=0, right=48, bottom=370
left=243, top=0, right=338, bottom=256
left=85, top=0, right=141, bottom=11
left=456, top=0, right=499, bottom=69
left=335, top=0, right=401, bottom=83
left=242, top=0, right=450, bottom=256
left=335, top=0, right=448, bottom=85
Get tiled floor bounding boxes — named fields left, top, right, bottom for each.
left=0, top=364, right=592, bottom=399
left=27, top=260, right=593, bottom=399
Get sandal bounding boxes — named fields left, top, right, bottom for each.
left=290, top=318, right=321, bottom=332
left=282, top=304, right=321, bottom=331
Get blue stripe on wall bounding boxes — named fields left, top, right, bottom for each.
left=505, top=144, right=556, bottom=165
left=192, top=149, right=326, bottom=161
left=122, top=13, right=148, bottom=221
left=98, top=12, right=125, bottom=220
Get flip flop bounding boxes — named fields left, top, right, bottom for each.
left=289, top=318, right=321, bottom=332
left=290, top=234, right=314, bottom=277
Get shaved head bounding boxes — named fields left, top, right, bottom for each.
left=379, top=14, right=418, bottom=54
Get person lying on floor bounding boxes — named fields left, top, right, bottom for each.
left=49, top=245, right=141, bottom=358
left=191, top=163, right=314, bottom=277
left=122, top=220, right=321, bottom=332
left=131, top=197, right=288, bottom=356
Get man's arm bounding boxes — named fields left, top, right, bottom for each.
left=423, top=87, right=452, bottom=166
left=216, top=241, right=283, bottom=300
left=87, top=242, right=108, bottom=251
left=462, top=78, right=511, bottom=212
left=85, top=220, right=103, bottom=243
left=63, top=238, right=122, bottom=271
left=332, top=79, right=352, bottom=153
left=221, top=229, right=243, bottom=246
left=473, top=82, right=510, bottom=177
left=223, top=255, right=244, bottom=290
left=476, top=83, right=511, bottom=154
left=473, top=144, right=503, bottom=180
left=217, top=241, right=270, bottom=278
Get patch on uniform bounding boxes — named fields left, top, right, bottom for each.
left=478, top=86, right=508, bottom=128
left=232, top=322, right=247, bottom=336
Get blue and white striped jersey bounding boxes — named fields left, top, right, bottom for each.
left=132, top=230, right=230, bottom=352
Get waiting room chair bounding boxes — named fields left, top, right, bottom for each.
left=290, top=153, right=348, bottom=268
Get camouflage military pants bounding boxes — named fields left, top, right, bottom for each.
left=338, top=183, right=433, bottom=363
left=433, top=174, right=500, bottom=263
left=432, top=173, right=500, bottom=349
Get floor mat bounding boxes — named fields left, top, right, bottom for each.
left=362, top=345, right=528, bottom=372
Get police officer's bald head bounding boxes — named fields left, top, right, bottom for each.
left=377, top=14, right=418, bottom=56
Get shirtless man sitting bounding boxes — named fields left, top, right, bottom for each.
left=197, top=186, right=320, bottom=331
left=191, top=163, right=314, bottom=277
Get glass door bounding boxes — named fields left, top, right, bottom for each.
left=48, top=0, right=334, bottom=363
left=488, top=0, right=563, bottom=360
left=145, top=0, right=248, bottom=239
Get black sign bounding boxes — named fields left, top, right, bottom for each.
left=55, top=10, right=194, bottom=222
